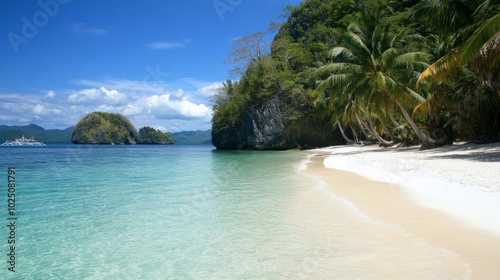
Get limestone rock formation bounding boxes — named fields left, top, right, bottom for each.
left=212, top=95, right=343, bottom=150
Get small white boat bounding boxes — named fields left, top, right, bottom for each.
left=1, top=135, right=46, bottom=146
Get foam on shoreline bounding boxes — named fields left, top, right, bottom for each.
left=316, top=143, right=500, bottom=235
left=298, top=147, right=500, bottom=279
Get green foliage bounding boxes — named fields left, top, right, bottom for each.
left=213, top=0, right=500, bottom=145
left=137, top=127, right=174, bottom=144
left=72, top=112, right=139, bottom=144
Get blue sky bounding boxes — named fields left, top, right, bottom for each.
left=0, top=0, right=302, bottom=132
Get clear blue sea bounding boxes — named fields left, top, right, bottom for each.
left=0, top=144, right=471, bottom=279
left=0, top=144, right=320, bottom=279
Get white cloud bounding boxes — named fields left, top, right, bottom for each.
left=68, top=87, right=128, bottom=105
left=45, top=90, right=56, bottom=98
left=197, top=82, right=223, bottom=97
left=73, top=23, right=109, bottom=35
left=122, top=104, right=144, bottom=116
left=145, top=94, right=212, bottom=120
left=0, top=78, right=220, bottom=131
left=32, top=104, right=63, bottom=116
left=146, top=41, right=185, bottom=50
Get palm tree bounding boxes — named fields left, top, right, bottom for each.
left=316, top=8, right=436, bottom=148
left=415, top=0, right=500, bottom=141
left=417, top=0, right=500, bottom=81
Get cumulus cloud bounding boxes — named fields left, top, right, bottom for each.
left=45, top=90, right=56, bottom=98
left=68, top=87, right=128, bottom=105
left=32, top=104, right=64, bottom=116
left=0, top=77, right=219, bottom=131
left=145, top=93, right=212, bottom=120
left=197, top=82, right=223, bottom=98
left=122, top=104, right=144, bottom=116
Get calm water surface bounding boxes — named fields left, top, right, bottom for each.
left=0, top=144, right=318, bottom=279
left=0, top=144, right=471, bottom=279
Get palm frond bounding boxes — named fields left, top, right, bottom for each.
left=329, top=46, right=357, bottom=61
left=413, top=100, right=430, bottom=116
left=404, top=86, right=426, bottom=102
left=316, top=74, right=350, bottom=93
left=317, top=62, right=352, bottom=75
left=419, top=12, right=500, bottom=82
left=393, top=52, right=430, bottom=69
left=344, top=31, right=371, bottom=58
left=460, top=13, right=500, bottom=63
left=381, top=48, right=399, bottom=65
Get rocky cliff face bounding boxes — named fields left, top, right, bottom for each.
left=212, top=95, right=343, bottom=150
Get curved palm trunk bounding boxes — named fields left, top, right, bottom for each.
left=349, top=124, right=360, bottom=143
left=338, top=122, right=355, bottom=144
left=378, top=116, right=396, bottom=142
left=355, top=114, right=373, bottom=142
left=388, top=111, right=399, bottom=127
left=395, top=99, right=437, bottom=148
left=367, top=114, right=394, bottom=147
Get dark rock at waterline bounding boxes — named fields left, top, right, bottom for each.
left=212, top=95, right=344, bottom=150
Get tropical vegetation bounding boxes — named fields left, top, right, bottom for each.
left=137, top=126, right=174, bottom=144
left=212, top=0, right=500, bottom=149
left=72, top=112, right=174, bottom=145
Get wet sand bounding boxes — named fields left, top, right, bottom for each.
left=293, top=153, right=500, bottom=279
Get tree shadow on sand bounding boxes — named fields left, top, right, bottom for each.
left=422, top=143, right=500, bottom=162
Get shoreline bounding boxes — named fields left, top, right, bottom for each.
left=313, top=142, right=500, bottom=235
left=298, top=142, right=500, bottom=278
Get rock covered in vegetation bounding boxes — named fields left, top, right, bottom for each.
left=137, top=126, right=174, bottom=144
left=211, top=0, right=358, bottom=150
left=212, top=95, right=343, bottom=150
left=72, top=112, right=175, bottom=145
left=72, top=112, right=139, bottom=144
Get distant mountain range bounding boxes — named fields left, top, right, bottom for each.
left=0, top=124, right=212, bottom=145
left=170, top=130, right=212, bottom=144
left=0, top=124, right=73, bottom=143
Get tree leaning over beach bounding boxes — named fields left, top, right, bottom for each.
left=316, top=6, right=436, bottom=148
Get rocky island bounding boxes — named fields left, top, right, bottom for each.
left=137, top=126, right=174, bottom=145
left=72, top=112, right=173, bottom=145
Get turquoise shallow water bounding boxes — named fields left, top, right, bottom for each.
left=0, top=144, right=318, bottom=279
left=0, top=144, right=472, bottom=279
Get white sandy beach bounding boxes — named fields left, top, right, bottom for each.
left=294, top=142, right=500, bottom=279
left=315, top=142, right=500, bottom=235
